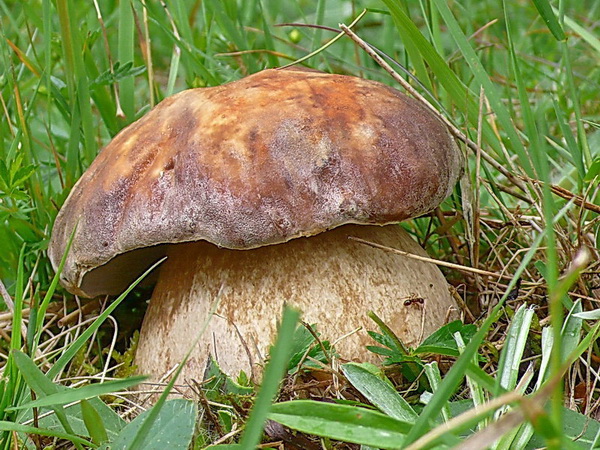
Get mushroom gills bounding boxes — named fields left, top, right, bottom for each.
left=135, top=224, right=457, bottom=381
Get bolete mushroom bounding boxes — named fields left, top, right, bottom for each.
left=49, top=68, right=462, bottom=381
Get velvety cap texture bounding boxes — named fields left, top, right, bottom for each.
left=49, top=68, right=462, bottom=297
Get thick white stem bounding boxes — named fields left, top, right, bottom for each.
left=135, top=224, right=457, bottom=382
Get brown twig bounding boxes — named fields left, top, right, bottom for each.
left=302, top=321, right=332, bottom=365
left=522, top=176, right=600, bottom=215
left=57, top=298, right=102, bottom=327
left=195, top=385, right=224, bottom=435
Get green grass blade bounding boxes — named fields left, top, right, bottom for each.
left=54, top=0, right=76, bottom=99
left=84, top=51, right=120, bottom=136
left=280, top=10, right=367, bottom=70
left=531, top=0, right=565, bottom=41
left=404, top=306, right=503, bottom=443
left=423, top=362, right=450, bottom=423
left=258, top=0, right=279, bottom=67
left=10, top=245, right=25, bottom=355
left=238, top=306, right=300, bottom=448
left=270, top=400, right=410, bottom=449
left=378, top=0, right=505, bottom=162
left=206, top=0, right=255, bottom=74
left=530, top=321, right=600, bottom=448
left=144, top=11, right=216, bottom=88
left=35, top=225, right=76, bottom=336
left=65, top=101, right=82, bottom=184
left=591, top=428, right=600, bottom=449
left=403, top=216, right=554, bottom=444
left=0, top=421, right=95, bottom=448
left=559, top=11, right=600, bottom=55
left=552, top=98, right=585, bottom=180
left=433, top=0, right=533, bottom=176
left=494, top=305, right=535, bottom=394
left=55, top=0, right=95, bottom=165
left=465, top=363, right=498, bottom=394
left=379, top=0, right=466, bottom=110
left=6, top=375, right=147, bottom=411
left=110, top=399, right=197, bottom=450
left=166, top=0, right=194, bottom=86
left=165, top=45, right=181, bottom=97
left=535, top=327, right=554, bottom=390
left=81, top=399, right=109, bottom=445
left=47, top=258, right=166, bottom=379
left=561, top=301, right=583, bottom=363
left=126, top=291, right=223, bottom=449
left=342, top=362, right=418, bottom=423
left=454, top=332, right=487, bottom=430
left=503, top=0, right=545, bottom=181
left=12, top=350, right=80, bottom=447
left=312, top=0, right=327, bottom=52
left=118, top=0, right=135, bottom=121
left=166, top=0, right=194, bottom=45
left=559, top=39, right=592, bottom=169
left=504, top=301, right=582, bottom=449
left=388, top=2, right=432, bottom=92
left=573, top=308, right=600, bottom=320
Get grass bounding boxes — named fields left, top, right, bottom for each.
left=1, top=0, right=599, bottom=448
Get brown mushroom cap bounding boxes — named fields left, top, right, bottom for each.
left=49, top=68, right=462, bottom=297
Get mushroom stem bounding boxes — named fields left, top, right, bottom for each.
left=135, top=224, right=457, bottom=381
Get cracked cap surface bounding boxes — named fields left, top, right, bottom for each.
left=49, top=67, right=462, bottom=297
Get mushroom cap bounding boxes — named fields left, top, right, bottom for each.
left=49, top=68, right=462, bottom=297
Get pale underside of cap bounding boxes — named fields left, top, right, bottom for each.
left=49, top=68, right=462, bottom=297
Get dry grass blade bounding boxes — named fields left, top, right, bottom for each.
left=5, top=38, right=40, bottom=77
left=348, top=236, right=514, bottom=280
left=456, top=406, right=527, bottom=450
left=0, top=279, right=15, bottom=311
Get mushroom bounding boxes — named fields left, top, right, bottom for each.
left=49, top=68, right=462, bottom=381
